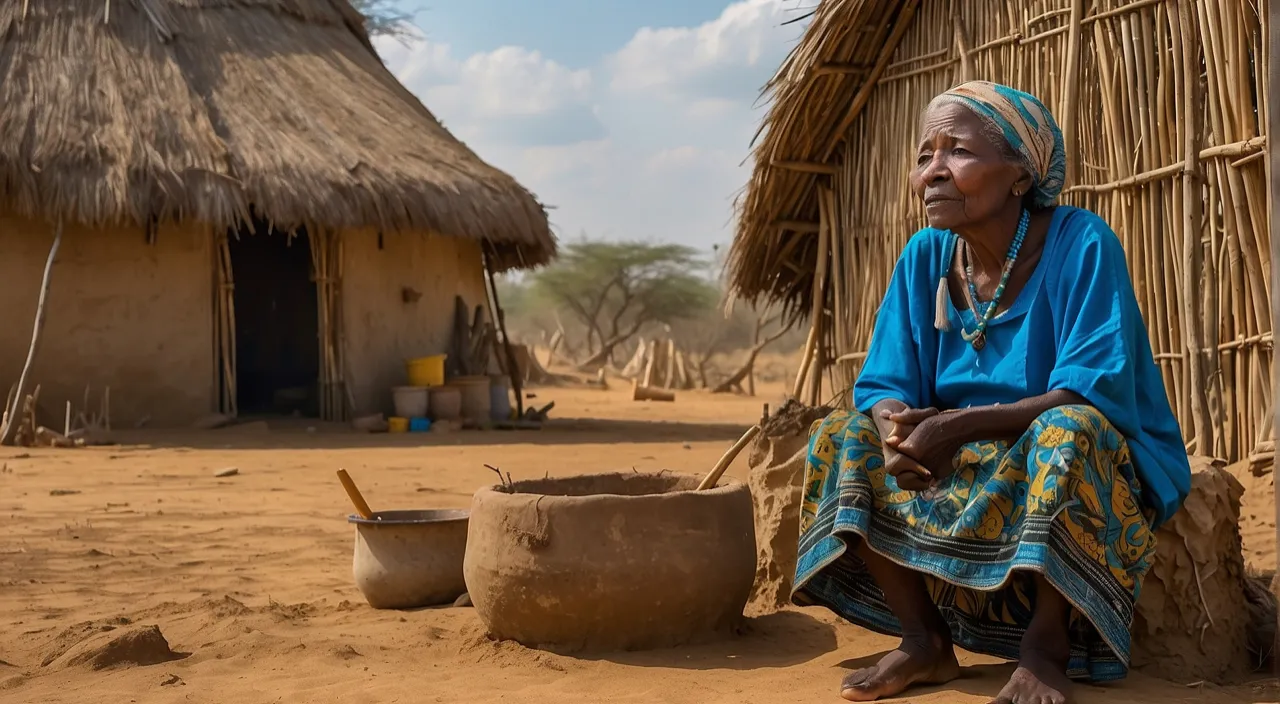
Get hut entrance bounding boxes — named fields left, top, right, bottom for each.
left=226, top=223, right=321, bottom=417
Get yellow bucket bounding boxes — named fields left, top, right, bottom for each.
left=406, top=354, right=447, bottom=387
left=388, top=416, right=410, bottom=433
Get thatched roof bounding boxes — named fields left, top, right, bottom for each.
left=728, top=0, right=922, bottom=313
left=0, top=0, right=555, bottom=270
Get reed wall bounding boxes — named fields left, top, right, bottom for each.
left=803, top=0, right=1270, bottom=465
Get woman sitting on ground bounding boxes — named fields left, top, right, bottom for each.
left=792, top=81, right=1191, bottom=704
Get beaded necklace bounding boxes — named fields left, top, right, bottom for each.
left=957, top=209, right=1030, bottom=351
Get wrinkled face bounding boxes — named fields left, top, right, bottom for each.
left=910, top=102, right=1032, bottom=231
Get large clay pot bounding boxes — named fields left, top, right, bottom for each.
left=350, top=509, right=469, bottom=609
left=463, top=472, right=755, bottom=651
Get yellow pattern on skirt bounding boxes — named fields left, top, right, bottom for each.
left=793, top=405, right=1155, bottom=682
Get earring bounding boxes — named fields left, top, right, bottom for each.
left=1013, top=188, right=1022, bottom=197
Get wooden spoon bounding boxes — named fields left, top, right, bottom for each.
left=697, top=425, right=762, bottom=490
left=336, top=468, right=375, bottom=519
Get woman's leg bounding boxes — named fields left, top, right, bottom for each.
left=989, top=402, right=1147, bottom=703
left=990, top=574, right=1073, bottom=704
left=794, top=410, right=959, bottom=701
left=840, top=539, right=959, bottom=702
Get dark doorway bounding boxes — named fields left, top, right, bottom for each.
left=227, top=221, right=320, bottom=417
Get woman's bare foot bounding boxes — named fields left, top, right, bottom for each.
left=992, top=574, right=1075, bottom=703
left=989, top=651, right=1072, bottom=704
left=840, top=633, right=960, bottom=702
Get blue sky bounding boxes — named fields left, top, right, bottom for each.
left=374, top=0, right=811, bottom=251
left=392, top=1, right=734, bottom=66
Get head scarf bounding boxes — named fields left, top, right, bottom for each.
left=933, top=81, right=1067, bottom=209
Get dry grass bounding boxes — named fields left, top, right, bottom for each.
left=729, top=0, right=1269, bottom=464
left=0, top=0, right=555, bottom=271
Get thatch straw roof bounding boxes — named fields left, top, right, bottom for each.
left=0, top=0, right=556, bottom=270
left=729, top=0, right=916, bottom=314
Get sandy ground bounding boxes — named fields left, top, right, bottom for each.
left=1, top=379, right=1276, bottom=704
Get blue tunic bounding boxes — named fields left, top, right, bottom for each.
left=853, top=206, right=1191, bottom=527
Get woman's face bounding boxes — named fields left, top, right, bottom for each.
left=910, top=102, right=1032, bottom=232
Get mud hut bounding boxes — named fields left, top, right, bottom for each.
left=729, top=0, right=1269, bottom=465
left=0, top=1, right=556, bottom=427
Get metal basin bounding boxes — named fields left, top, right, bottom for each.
left=349, top=509, right=469, bottom=609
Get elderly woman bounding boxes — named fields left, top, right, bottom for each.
left=792, top=81, right=1190, bottom=704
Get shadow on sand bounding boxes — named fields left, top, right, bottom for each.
left=88, top=416, right=754, bottom=452
left=585, top=610, right=838, bottom=671
left=835, top=654, right=1274, bottom=703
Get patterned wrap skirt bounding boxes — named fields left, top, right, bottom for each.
left=793, top=405, right=1156, bottom=682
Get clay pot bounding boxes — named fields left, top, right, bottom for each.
left=453, top=376, right=492, bottom=423
left=428, top=386, right=462, bottom=421
left=350, top=509, right=469, bottom=609
left=463, top=472, right=755, bottom=651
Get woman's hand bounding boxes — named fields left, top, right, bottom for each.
left=886, top=409, right=964, bottom=483
left=878, top=407, right=940, bottom=491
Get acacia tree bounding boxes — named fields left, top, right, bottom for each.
left=530, top=241, right=718, bottom=371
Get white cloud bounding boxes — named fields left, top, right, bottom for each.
left=609, top=0, right=799, bottom=102
left=372, top=1, right=805, bottom=250
left=380, top=32, right=604, bottom=146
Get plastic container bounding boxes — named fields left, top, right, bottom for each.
left=392, top=386, right=429, bottom=418
left=489, top=375, right=512, bottom=421
left=429, top=386, right=462, bottom=421
left=388, top=416, right=410, bottom=433
left=454, top=376, right=492, bottom=423
left=406, top=354, right=447, bottom=387
left=409, top=417, right=432, bottom=433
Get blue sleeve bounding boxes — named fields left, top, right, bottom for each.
left=1046, top=215, right=1190, bottom=525
left=853, top=235, right=931, bottom=412
left=1045, top=227, right=1136, bottom=424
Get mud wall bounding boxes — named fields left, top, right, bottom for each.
left=0, top=218, right=214, bottom=427
left=341, top=230, right=488, bottom=416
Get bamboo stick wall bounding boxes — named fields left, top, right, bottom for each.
left=213, top=230, right=238, bottom=418
left=810, top=0, right=1269, bottom=465
left=310, top=230, right=349, bottom=423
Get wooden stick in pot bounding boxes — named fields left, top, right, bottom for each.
left=697, top=425, right=762, bottom=490
left=336, top=468, right=375, bottom=519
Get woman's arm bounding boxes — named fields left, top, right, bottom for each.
left=871, top=399, right=934, bottom=491
left=947, top=389, right=1087, bottom=444
left=890, top=389, right=1086, bottom=480
left=870, top=398, right=908, bottom=442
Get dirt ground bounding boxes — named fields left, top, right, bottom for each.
left=1, top=378, right=1276, bottom=704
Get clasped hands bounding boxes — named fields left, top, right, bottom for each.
left=880, top=406, right=965, bottom=492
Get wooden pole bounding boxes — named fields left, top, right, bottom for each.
left=482, top=250, right=524, bottom=418
left=1266, top=0, right=1279, bottom=675
left=1175, top=0, right=1212, bottom=453
left=664, top=339, right=677, bottom=390
left=1, top=221, right=62, bottom=446
left=1060, top=0, right=1087, bottom=185
left=950, top=2, right=973, bottom=82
